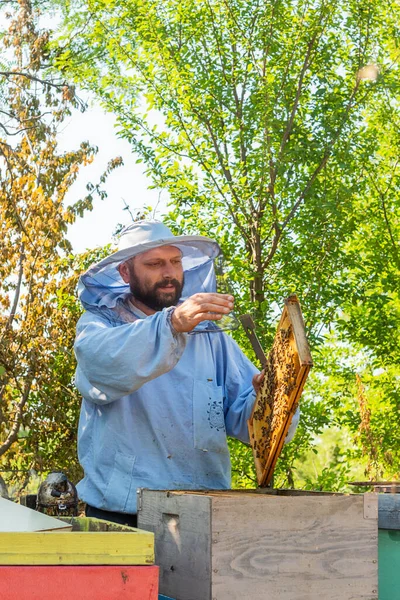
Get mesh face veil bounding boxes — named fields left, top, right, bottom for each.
left=78, top=221, right=236, bottom=331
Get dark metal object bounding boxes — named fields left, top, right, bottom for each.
left=378, top=494, right=400, bottom=530
left=239, top=314, right=267, bottom=367
left=37, top=472, right=78, bottom=517
left=20, top=494, right=37, bottom=509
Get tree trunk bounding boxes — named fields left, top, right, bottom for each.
left=0, top=474, right=9, bottom=499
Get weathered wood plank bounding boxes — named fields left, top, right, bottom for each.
left=138, top=490, right=212, bottom=600
left=0, top=565, right=159, bottom=599
left=211, top=494, right=378, bottom=600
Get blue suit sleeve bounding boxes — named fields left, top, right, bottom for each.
left=74, top=309, right=187, bottom=404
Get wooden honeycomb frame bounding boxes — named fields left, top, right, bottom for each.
left=248, top=295, right=313, bottom=487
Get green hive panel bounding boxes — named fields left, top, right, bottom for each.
left=378, top=529, right=400, bottom=600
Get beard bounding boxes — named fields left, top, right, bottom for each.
left=129, top=267, right=184, bottom=311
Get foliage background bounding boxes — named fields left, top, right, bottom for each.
left=1, top=0, right=399, bottom=495
left=0, top=0, right=121, bottom=494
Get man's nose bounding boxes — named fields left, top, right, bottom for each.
left=162, top=263, right=177, bottom=279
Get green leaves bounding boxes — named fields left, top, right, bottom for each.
left=0, top=2, right=124, bottom=492
left=42, top=0, right=400, bottom=489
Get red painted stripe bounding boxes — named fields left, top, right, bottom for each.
left=0, top=565, right=159, bottom=599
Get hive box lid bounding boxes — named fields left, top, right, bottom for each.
left=0, top=498, right=71, bottom=532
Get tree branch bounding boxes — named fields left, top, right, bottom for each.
left=278, top=8, right=330, bottom=161
left=368, top=165, right=400, bottom=269
left=1, top=244, right=25, bottom=339
left=0, top=361, right=35, bottom=458
left=261, top=76, right=363, bottom=270
left=0, top=71, right=69, bottom=90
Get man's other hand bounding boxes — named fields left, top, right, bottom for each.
left=252, top=370, right=265, bottom=394
left=171, top=293, right=234, bottom=333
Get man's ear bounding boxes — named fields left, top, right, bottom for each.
left=118, top=261, right=131, bottom=284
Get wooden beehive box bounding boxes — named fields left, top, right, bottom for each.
left=0, top=516, right=159, bottom=600
left=0, top=516, right=154, bottom=565
left=138, top=489, right=379, bottom=600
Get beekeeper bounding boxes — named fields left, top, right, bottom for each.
left=74, top=221, right=297, bottom=526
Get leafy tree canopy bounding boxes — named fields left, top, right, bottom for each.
left=0, top=0, right=121, bottom=494
left=49, top=0, right=400, bottom=488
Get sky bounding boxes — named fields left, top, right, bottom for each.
left=58, top=101, right=169, bottom=254
left=0, top=7, right=168, bottom=255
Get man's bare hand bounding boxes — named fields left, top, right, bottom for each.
left=252, top=370, right=265, bottom=394
left=171, top=293, right=234, bottom=333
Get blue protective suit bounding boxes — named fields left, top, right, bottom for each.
left=74, top=223, right=298, bottom=514
left=75, top=302, right=258, bottom=513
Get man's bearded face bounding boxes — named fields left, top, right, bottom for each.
left=124, top=246, right=184, bottom=311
